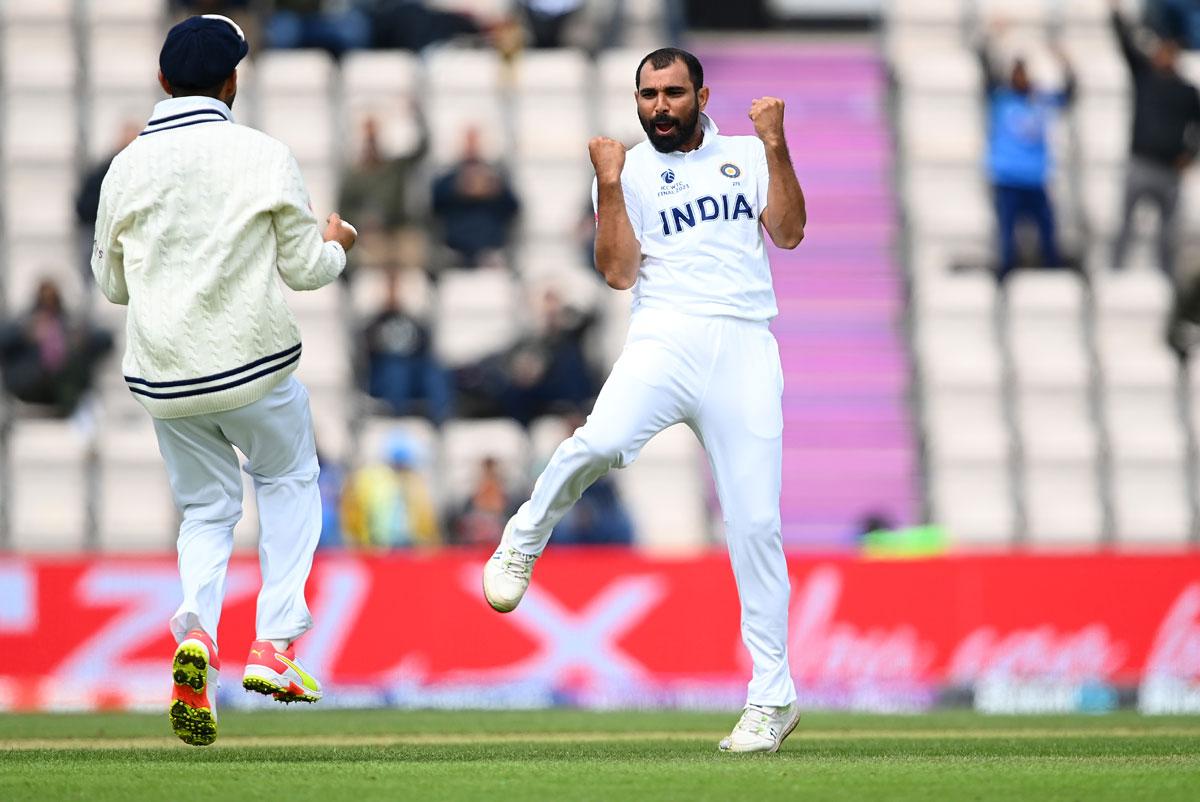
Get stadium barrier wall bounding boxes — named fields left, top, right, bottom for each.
left=2, top=551, right=1199, bottom=713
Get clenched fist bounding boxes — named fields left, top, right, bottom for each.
left=749, top=97, right=785, bottom=146
left=589, top=136, right=627, bottom=183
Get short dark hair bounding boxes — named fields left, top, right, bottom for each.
left=635, top=48, right=704, bottom=91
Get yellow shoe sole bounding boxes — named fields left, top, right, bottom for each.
left=242, top=675, right=320, bottom=704
left=169, top=643, right=216, bottom=746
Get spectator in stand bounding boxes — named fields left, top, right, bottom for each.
left=451, top=456, right=517, bottom=545
left=265, top=0, right=371, bottom=58
left=431, top=127, right=520, bottom=268
left=316, top=447, right=346, bottom=548
left=75, top=123, right=141, bottom=281
left=338, top=113, right=429, bottom=272
left=0, top=279, right=113, bottom=416
left=1111, top=0, right=1200, bottom=276
left=549, top=415, right=634, bottom=546
left=518, top=0, right=584, bottom=48
left=340, top=432, right=439, bottom=548
left=1148, top=0, right=1200, bottom=49
left=498, top=288, right=597, bottom=423
left=979, top=25, right=1075, bottom=281
left=361, top=270, right=452, bottom=422
left=366, top=0, right=484, bottom=51
left=453, top=288, right=598, bottom=423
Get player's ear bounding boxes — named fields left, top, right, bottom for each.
left=698, top=85, right=710, bottom=112
left=158, top=69, right=172, bottom=96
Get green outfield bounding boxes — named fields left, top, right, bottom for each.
left=1, top=709, right=1199, bottom=801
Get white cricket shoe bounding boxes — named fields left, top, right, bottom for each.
left=718, top=703, right=801, bottom=753
left=482, top=522, right=538, bottom=613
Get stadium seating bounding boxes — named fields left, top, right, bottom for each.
left=4, top=0, right=1196, bottom=553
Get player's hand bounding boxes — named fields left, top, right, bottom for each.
left=323, top=213, right=357, bottom=252
left=588, top=137, right=626, bottom=183
left=749, top=97, right=786, bottom=146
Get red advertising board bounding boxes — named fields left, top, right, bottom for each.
left=2, top=551, right=1199, bottom=712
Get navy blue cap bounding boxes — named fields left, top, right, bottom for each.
left=159, top=14, right=249, bottom=90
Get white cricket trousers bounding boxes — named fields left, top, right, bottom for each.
left=153, top=376, right=321, bottom=648
left=509, top=307, right=797, bottom=707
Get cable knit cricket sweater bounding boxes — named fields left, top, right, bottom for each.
left=91, top=96, right=346, bottom=419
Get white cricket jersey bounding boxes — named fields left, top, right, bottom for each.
left=592, top=113, right=777, bottom=321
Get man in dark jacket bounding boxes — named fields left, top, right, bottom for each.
left=1111, top=0, right=1200, bottom=276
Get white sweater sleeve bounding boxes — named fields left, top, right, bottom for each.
left=272, top=149, right=346, bottom=291
left=91, top=165, right=130, bottom=305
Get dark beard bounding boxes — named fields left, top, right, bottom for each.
left=640, top=106, right=700, bottom=153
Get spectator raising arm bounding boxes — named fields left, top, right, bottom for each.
left=1111, top=0, right=1151, bottom=74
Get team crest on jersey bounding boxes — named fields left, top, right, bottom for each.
left=660, top=169, right=676, bottom=184
left=720, top=163, right=741, bottom=178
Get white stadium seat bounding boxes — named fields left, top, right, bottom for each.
left=97, top=421, right=177, bottom=551
left=899, top=94, right=985, bottom=166
left=86, top=0, right=164, bottom=24
left=1111, top=461, right=1192, bottom=544
left=426, top=48, right=502, bottom=94
left=427, top=95, right=509, bottom=166
left=1004, top=270, right=1090, bottom=389
left=616, top=422, right=707, bottom=550
left=433, top=268, right=521, bottom=366
left=514, top=97, right=592, bottom=163
left=1074, top=98, right=1131, bottom=167
left=923, top=389, right=1009, bottom=463
left=512, top=48, right=591, bottom=94
left=257, top=50, right=335, bottom=93
left=1, top=0, right=72, bottom=22
left=884, top=0, right=964, bottom=26
left=3, top=23, right=77, bottom=91
left=929, top=460, right=1015, bottom=546
left=597, top=48, right=645, bottom=97
left=3, top=93, right=76, bottom=163
left=1015, top=387, right=1098, bottom=463
left=8, top=420, right=92, bottom=551
left=890, top=44, right=981, bottom=95
left=4, top=164, right=75, bottom=238
left=1062, top=32, right=1131, bottom=97
left=343, top=51, right=424, bottom=164
left=258, top=97, right=336, bottom=164
left=904, top=166, right=994, bottom=245
left=87, top=25, right=161, bottom=92
left=87, top=91, right=157, bottom=161
left=3, top=237, right=83, bottom=317
left=514, top=163, right=593, bottom=240
left=1022, top=460, right=1104, bottom=545
left=441, top=418, right=531, bottom=506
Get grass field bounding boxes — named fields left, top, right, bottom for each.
left=2, top=709, right=1199, bottom=801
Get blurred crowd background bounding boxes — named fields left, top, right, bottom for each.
left=3, top=0, right=1200, bottom=556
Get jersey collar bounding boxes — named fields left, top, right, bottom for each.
left=663, top=113, right=719, bottom=158
left=141, top=96, right=234, bottom=137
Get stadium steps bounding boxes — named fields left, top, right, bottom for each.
left=696, top=40, right=919, bottom=546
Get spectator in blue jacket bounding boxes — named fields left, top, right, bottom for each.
left=979, top=35, right=1076, bottom=280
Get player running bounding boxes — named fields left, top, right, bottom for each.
left=483, top=47, right=807, bottom=753
left=91, top=15, right=357, bottom=746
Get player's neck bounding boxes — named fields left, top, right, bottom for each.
left=676, top=129, right=704, bottom=153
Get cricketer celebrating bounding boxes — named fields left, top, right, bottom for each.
left=484, top=47, right=807, bottom=753
left=91, top=16, right=357, bottom=746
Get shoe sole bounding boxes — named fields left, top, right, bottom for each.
left=482, top=575, right=518, bottom=613
left=243, top=674, right=322, bottom=704
left=769, top=710, right=802, bottom=754
left=718, top=710, right=802, bottom=754
left=169, top=643, right=216, bottom=747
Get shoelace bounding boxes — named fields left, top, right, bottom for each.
left=498, top=547, right=537, bottom=579
left=733, top=705, right=775, bottom=738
